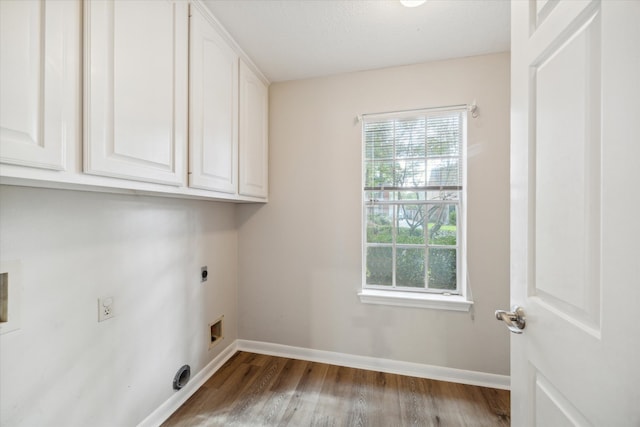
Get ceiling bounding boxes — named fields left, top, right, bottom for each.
left=202, top=0, right=511, bottom=83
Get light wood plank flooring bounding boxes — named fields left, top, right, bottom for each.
left=162, top=351, right=510, bottom=427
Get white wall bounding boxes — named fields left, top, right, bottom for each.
left=0, top=52, right=510, bottom=427
left=0, top=186, right=238, bottom=426
left=237, top=53, right=511, bottom=375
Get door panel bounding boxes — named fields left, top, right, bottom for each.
left=112, top=1, right=174, bottom=167
left=0, top=0, right=75, bottom=170
left=239, top=60, right=268, bottom=199
left=189, top=3, right=238, bottom=193
left=84, top=0, right=187, bottom=186
left=510, top=1, right=640, bottom=425
left=534, top=372, right=590, bottom=427
left=533, top=6, right=601, bottom=329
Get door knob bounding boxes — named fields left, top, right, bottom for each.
left=495, top=306, right=526, bottom=334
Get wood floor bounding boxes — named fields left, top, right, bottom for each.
left=162, top=351, right=510, bottom=427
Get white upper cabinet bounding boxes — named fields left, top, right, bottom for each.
left=188, top=3, right=238, bottom=194
left=1, top=0, right=268, bottom=202
left=239, top=60, right=269, bottom=199
left=0, top=0, right=76, bottom=170
left=84, top=0, right=188, bottom=186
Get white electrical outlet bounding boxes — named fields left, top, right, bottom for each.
left=98, top=297, right=114, bottom=322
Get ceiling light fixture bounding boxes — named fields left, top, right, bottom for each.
left=400, top=0, right=426, bottom=7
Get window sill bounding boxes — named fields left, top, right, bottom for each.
left=357, top=289, right=473, bottom=312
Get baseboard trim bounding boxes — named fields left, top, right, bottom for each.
left=137, top=342, right=238, bottom=427
left=139, top=339, right=509, bottom=426
left=236, top=339, right=510, bottom=390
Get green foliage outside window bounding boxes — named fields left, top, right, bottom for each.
left=366, top=207, right=457, bottom=290
left=364, top=112, right=463, bottom=292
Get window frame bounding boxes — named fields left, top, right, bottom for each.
left=358, top=106, right=472, bottom=311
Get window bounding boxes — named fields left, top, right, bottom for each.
left=360, top=107, right=471, bottom=311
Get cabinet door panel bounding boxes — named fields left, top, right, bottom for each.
left=84, top=0, right=187, bottom=186
left=239, top=60, right=268, bottom=199
left=0, top=0, right=75, bottom=170
left=189, top=4, right=238, bottom=193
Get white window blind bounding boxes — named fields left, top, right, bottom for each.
left=363, top=109, right=466, bottom=293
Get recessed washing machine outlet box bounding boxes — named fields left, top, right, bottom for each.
left=209, top=316, right=223, bottom=349
left=0, top=261, right=22, bottom=335
left=0, top=272, right=8, bottom=323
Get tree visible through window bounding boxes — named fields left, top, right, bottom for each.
left=363, top=109, right=465, bottom=293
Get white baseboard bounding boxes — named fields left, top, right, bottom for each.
left=236, top=339, right=510, bottom=390
left=139, top=339, right=509, bottom=426
left=137, top=342, right=238, bottom=427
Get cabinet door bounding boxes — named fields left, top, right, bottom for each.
left=189, top=4, right=238, bottom=193
left=239, top=60, right=268, bottom=199
left=84, top=0, right=188, bottom=186
left=0, top=0, right=77, bottom=170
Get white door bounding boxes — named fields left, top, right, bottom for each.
left=508, top=0, right=640, bottom=425
left=84, top=0, right=188, bottom=186
left=189, top=3, right=238, bottom=194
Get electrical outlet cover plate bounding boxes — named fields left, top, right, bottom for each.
left=98, top=297, right=114, bottom=322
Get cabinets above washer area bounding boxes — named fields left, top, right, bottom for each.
left=84, top=0, right=189, bottom=187
left=0, top=0, right=76, bottom=172
left=239, top=60, right=269, bottom=199
left=0, top=0, right=269, bottom=203
left=188, top=3, right=238, bottom=194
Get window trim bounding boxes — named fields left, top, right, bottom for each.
left=360, top=106, right=472, bottom=310
left=357, top=289, right=473, bottom=312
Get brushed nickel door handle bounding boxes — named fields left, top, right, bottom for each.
left=495, top=306, right=526, bottom=334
